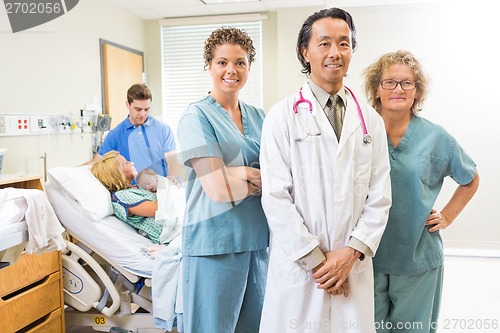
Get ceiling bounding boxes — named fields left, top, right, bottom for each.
left=104, top=0, right=440, bottom=21
left=103, top=0, right=325, bottom=20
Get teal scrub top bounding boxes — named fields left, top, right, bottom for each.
left=177, top=95, right=269, bottom=256
left=373, top=115, right=476, bottom=275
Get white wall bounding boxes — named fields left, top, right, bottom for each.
left=0, top=0, right=145, bottom=175
left=271, top=1, right=500, bottom=246
left=144, top=20, right=163, bottom=119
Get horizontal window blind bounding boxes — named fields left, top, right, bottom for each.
left=161, top=21, right=262, bottom=142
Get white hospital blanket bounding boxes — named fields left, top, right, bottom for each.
left=0, top=196, right=27, bottom=227
left=152, top=234, right=183, bottom=331
left=155, top=176, right=184, bottom=244
left=0, top=187, right=65, bottom=254
left=152, top=177, right=185, bottom=330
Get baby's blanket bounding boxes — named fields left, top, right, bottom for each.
left=156, top=176, right=184, bottom=244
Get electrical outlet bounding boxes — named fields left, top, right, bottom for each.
left=16, top=116, right=29, bottom=132
left=4, top=115, right=30, bottom=134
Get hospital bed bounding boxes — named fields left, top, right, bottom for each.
left=44, top=165, right=183, bottom=333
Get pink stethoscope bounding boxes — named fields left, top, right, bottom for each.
left=293, top=85, right=372, bottom=144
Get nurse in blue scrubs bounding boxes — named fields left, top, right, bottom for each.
left=363, top=50, right=479, bottom=333
left=177, top=27, right=269, bottom=333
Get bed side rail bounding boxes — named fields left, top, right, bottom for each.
left=62, top=239, right=121, bottom=317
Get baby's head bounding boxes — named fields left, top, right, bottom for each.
left=136, top=168, right=158, bottom=192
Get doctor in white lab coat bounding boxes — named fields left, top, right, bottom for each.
left=259, top=8, right=391, bottom=333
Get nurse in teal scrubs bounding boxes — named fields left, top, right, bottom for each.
left=363, top=50, right=479, bottom=333
left=177, top=27, right=269, bottom=333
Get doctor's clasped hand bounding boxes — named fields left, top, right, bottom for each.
left=312, top=247, right=363, bottom=297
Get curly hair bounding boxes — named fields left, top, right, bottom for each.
left=91, top=150, right=130, bottom=192
left=203, top=26, right=256, bottom=69
left=297, top=7, right=357, bottom=76
left=363, top=50, right=429, bottom=115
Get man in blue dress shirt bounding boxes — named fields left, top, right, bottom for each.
left=93, top=83, right=178, bottom=181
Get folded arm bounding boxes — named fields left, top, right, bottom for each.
left=191, top=157, right=261, bottom=203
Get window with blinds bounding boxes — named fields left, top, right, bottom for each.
left=160, top=20, right=263, bottom=141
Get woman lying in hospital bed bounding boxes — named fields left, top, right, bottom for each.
left=44, top=152, right=184, bottom=332
left=91, top=151, right=181, bottom=246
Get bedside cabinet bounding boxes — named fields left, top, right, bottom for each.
left=0, top=175, right=65, bottom=332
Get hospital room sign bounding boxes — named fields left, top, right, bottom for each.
left=3, top=0, right=79, bottom=33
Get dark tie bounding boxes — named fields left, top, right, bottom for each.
left=326, top=95, right=344, bottom=141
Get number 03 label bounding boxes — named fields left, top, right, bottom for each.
left=94, top=316, right=106, bottom=325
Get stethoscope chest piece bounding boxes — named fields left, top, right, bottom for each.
left=363, top=134, right=372, bottom=144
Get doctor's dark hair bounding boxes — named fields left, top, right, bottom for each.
left=362, top=50, right=429, bottom=115
left=297, top=7, right=357, bottom=76
left=127, top=83, right=152, bottom=104
left=203, top=27, right=256, bottom=70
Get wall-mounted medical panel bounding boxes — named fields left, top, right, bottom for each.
left=0, top=113, right=106, bottom=137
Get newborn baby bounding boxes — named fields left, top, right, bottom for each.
left=136, top=168, right=158, bottom=192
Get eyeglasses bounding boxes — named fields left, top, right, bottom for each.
left=379, top=79, right=416, bottom=91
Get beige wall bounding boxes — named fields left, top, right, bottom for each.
left=261, top=11, right=278, bottom=112
left=144, top=20, right=163, bottom=119
left=0, top=0, right=145, bottom=175
left=273, top=7, right=322, bottom=102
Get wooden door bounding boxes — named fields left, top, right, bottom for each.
left=100, top=40, right=144, bottom=129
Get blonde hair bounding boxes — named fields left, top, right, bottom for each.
left=91, top=150, right=130, bottom=192
left=363, top=50, right=429, bottom=115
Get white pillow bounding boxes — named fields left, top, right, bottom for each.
left=47, top=165, right=113, bottom=221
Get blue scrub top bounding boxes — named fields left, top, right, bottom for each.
left=98, top=116, right=176, bottom=176
left=178, top=95, right=269, bottom=256
left=373, top=115, right=476, bottom=275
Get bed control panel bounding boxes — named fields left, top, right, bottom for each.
left=62, top=255, right=102, bottom=312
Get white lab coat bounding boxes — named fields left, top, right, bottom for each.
left=259, top=83, right=391, bottom=333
